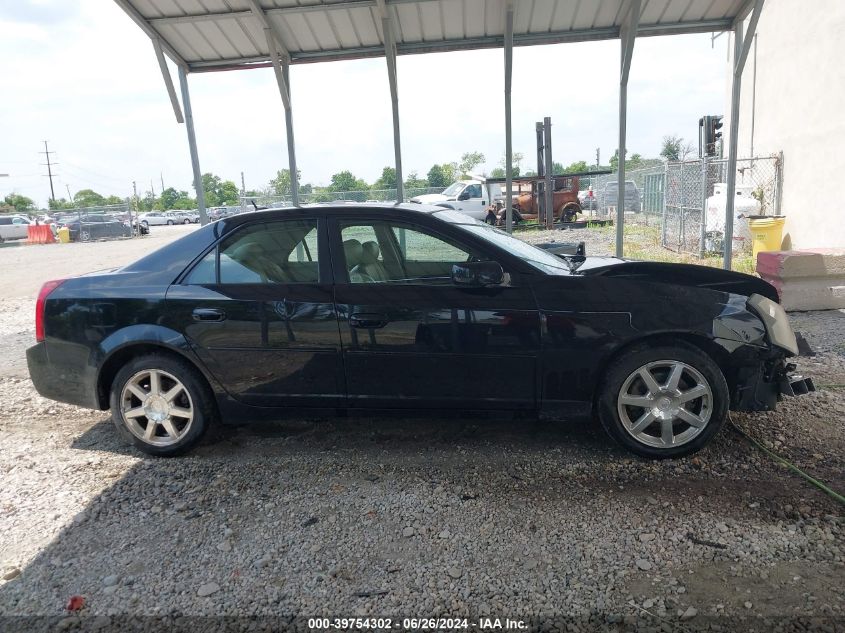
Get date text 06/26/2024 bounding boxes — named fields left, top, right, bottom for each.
left=307, top=617, right=528, bottom=630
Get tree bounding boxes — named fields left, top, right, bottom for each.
left=372, top=166, right=397, bottom=190
left=660, top=135, right=682, bottom=161
left=269, top=169, right=301, bottom=196
left=404, top=171, right=428, bottom=190
left=48, top=198, right=75, bottom=211
left=560, top=160, right=588, bottom=174
left=103, top=195, right=124, bottom=205
left=3, top=193, right=35, bottom=214
left=218, top=180, right=240, bottom=205
left=200, top=173, right=240, bottom=206
left=73, top=189, right=106, bottom=208
left=490, top=152, right=523, bottom=178
left=329, top=170, right=368, bottom=193
left=458, top=151, right=485, bottom=177
left=159, top=187, right=194, bottom=210
left=426, top=163, right=458, bottom=188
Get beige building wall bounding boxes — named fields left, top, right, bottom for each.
left=725, top=0, right=845, bottom=250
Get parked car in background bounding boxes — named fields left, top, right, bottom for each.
left=28, top=204, right=812, bottom=458
left=62, top=214, right=132, bottom=242
left=164, top=210, right=195, bottom=225
left=600, top=180, right=641, bottom=213
left=138, top=211, right=173, bottom=227
left=0, top=215, right=32, bottom=242
left=208, top=206, right=240, bottom=221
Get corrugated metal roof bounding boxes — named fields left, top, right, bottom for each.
left=115, top=0, right=751, bottom=72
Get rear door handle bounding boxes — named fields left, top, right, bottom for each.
left=349, top=313, right=389, bottom=329
left=192, top=308, right=226, bottom=322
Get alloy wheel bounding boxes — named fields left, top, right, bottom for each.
left=120, top=369, right=194, bottom=447
left=617, top=360, right=713, bottom=449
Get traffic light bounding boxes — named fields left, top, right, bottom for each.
left=699, top=115, right=724, bottom=157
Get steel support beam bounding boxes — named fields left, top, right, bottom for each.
left=282, top=61, right=300, bottom=206
left=724, top=0, right=764, bottom=269
left=504, top=1, right=514, bottom=233
left=543, top=118, right=553, bottom=230
left=252, top=0, right=300, bottom=205
left=152, top=39, right=184, bottom=123
left=382, top=12, right=404, bottom=203
left=177, top=67, right=208, bottom=226
left=616, top=0, right=640, bottom=257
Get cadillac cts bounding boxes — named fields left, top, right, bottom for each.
left=27, top=204, right=813, bottom=458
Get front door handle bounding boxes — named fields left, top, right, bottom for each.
left=192, top=308, right=226, bottom=322
left=349, top=313, right=389, bottom=329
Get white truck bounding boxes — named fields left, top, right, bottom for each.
left=409, top=179, right=501, bottom=221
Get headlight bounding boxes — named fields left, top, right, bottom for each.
left=747, top=293, right=798, bottom=356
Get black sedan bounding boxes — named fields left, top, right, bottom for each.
left=27, top=204, right=812, bottom=457
left=62, top=214, right=132, bottom=241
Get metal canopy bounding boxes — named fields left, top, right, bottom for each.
left=116, top=0, right=761, bottom=269
left=117, top=0, right=750, bottom=72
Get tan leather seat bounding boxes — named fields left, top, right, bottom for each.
left=229, top=242, right=287, bottom=282
left=354, top=241, right=389, bottom=282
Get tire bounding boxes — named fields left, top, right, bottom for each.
left=183, top=219, right=191, bottom=224
left=597, top=342, right=728, bottom=459
left=109, top=353, right=215, bottom=456
left=80, top=230, right=91, bottom=242
left=167, top=220, right=174, bottom=225
left=558, top=204, right=581, bottom=223
left=141, top=221, right=149, bottom=229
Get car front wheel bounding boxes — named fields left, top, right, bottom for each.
left=597, top=343, right=728, bottom=459
left=109, top=354, right=214, bottom=456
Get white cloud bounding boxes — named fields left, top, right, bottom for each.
left=0, top=0, right=729, bottom=207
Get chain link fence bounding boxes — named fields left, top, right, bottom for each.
left=240, top=187, right=446, bottom=210
left=662, top=154, right=782, bottom=256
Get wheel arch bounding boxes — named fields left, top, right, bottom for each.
left=96, top=339, right=219, bottom=411
left=591, top=332, right=736, bottom=409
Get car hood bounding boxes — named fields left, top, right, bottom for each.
left=410, top=193, right=453, bottom=204
left=572, top=257, right=779, bottom=302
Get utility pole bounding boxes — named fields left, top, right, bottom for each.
left=596, top=148, right=600, bottom=168
left=40, top=141, right=57, bottom=202
left=65, top=184, right=73, bottom=204
left=150, top=180, right=156, bottom=200
left=241, top=171, right=246, bottom=195
left=160, top=172, right=165, bottom=192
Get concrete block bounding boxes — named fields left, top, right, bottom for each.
left=757, top=249, right=845, bottom=311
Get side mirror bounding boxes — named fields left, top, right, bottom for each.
left=457, top=190, right=471, bottom=201
left=451, top=261, right=504, bottom=287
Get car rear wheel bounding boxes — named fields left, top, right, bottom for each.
left=597, top=343, right=728, bottom=459
left=167, top=220, right=174, bottom=225
left=109, top=354, right=214, bottom=456
left=80, top=230, right=91, bottom=242
left=183, top=218, right=191, bottom=224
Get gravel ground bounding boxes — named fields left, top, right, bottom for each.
left=0, top=224, right=843, bottom=632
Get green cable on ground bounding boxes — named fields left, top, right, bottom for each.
left=729, top=415, right=845, bottom=507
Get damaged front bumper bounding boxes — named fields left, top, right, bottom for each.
left=733, top=358, right=815, bottom=412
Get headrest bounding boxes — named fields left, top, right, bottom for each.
left=360, top=241, right=380, bottom=265
left=230, top=241, right=265, bottom=263
left=343, top=239, right=362, bottom=267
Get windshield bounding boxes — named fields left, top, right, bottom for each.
left=456, top=223, right=571, bottom=275
left=441, top=182, right=466, bottom=197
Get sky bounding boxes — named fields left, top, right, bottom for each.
left=0, top=0, right=729, bottom=207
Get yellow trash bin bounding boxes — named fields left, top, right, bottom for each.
left=748, top=216, right=785, bottom=259
left=57, top=226, right=71, bottom=244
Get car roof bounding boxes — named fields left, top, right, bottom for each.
left=216, top=202, right=468, bottom=232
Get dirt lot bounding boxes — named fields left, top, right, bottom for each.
left=0, top=223, right=843, bottom=631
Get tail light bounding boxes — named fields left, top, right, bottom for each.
left=35, top=279, right=66, bottom=342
